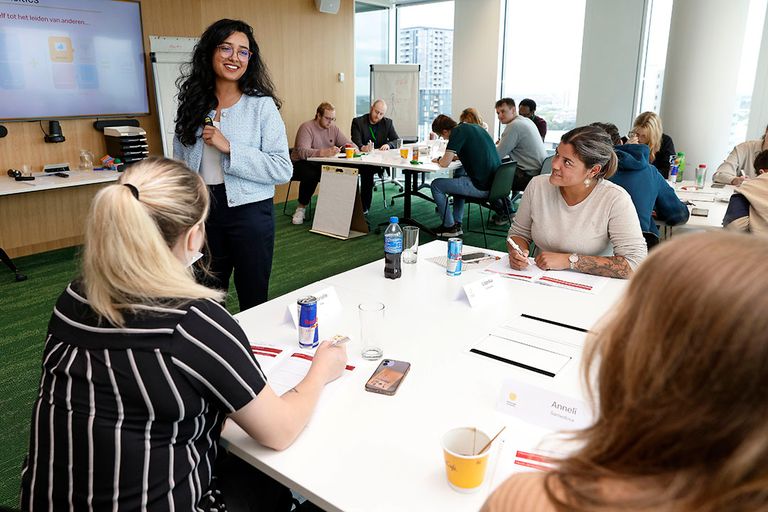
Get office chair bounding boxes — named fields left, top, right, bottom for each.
left=451, top=161, right=517, bottom=248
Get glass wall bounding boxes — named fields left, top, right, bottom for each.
left=730, top=0, right=768, bottom=146
left=637, top=0, right=673, bottom=116
left=396, top=1, right=455, bottom=140
left=355, top=3, right=389, bottom=116
left=501, top=0, right=586, bottom=143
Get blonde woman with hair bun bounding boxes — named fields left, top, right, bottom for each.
left=629, top=111, right=677, bottom=178
left=484, top=231, right=768, bottom=512
left=21, top=157, right=346, bottom=511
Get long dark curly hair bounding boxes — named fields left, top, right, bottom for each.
left=175, top=19, right=282, bottom=147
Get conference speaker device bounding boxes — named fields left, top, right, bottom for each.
left=315, top=0, right=340, bottom=14
left=44, top=120, right=65, bottom=143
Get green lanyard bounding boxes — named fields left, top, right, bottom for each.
left=368, top=125, right=377, bottom=144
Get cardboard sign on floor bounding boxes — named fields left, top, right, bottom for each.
left=310, top=165, right=369, bottom=239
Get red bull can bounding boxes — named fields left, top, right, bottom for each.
left=297, top=296, right=319, bottom=348
left=446, top=238, right=463, bottom=276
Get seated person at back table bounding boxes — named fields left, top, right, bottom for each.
left=628, top=111, right=676, bottom=179
left=350, top=99, right=400, bottom=214
left=484, top=231, right=768, bottom=512
left=591, top=122, right=689, bottom=238
left=494, top=98, right=548, bottom=225
left=430, top=114, right=501, bottom=238
left=459, top=107, right=490, bottom=132
left=713, top=123, right=768, bottom=186
left=290, top=101, right=356, bottom=225
left=518, top=98, right=547, bottom=141
left=507, top=125, right=647, bottom=279
left=723, top=149, right=768, bottom=235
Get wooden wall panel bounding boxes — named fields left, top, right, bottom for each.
left=0, top=0, right=354, bottom=205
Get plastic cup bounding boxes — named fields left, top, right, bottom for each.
left=402, top=226, right=419, bottom=264
left=359, top=302, right=385, bottom=360
left=695, top=165, right=706, bottom=189
left=345, top=147, right=355, bottom=159
left=442, top=427, right=491, bottom=493
left=400, top=148, right=409, bottom=160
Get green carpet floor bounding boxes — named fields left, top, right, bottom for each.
left=0, top=184, right=508, bottom=507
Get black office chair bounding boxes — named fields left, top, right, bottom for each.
left=453, top=161, right=518, bottom=248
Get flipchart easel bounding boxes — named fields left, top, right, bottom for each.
left=310, top=165, right=369, bottom=239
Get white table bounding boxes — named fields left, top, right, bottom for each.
left=0, top=169, right=120, bottom=197
left=0, top=170, right=121, bottom=257
left=220, top=241, right=628, bottom=511
left=309, top=149, right=462, bottom=231
left=663, top=180, right=734, bottom=237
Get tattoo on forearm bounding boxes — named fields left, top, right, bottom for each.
left=575, top=256, right=632, bottom=279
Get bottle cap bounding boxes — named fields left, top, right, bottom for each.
left=389, top=216, right=399, bottom=223
left=677, top=151, right=685, bottom=156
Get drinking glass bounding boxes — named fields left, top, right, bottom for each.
left=402, top=226, right=419, bottom=264
left=359, top=302, right=385, bottom=360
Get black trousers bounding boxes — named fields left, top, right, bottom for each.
left=206, top=185, right=275, bottom=311
left=293, top=159, right=322, bottom=206
left=358, top=166, right=385, bottom=212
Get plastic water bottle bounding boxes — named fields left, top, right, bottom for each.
left=668, top=163, right=679, bottom=184
left=384, top=216, right=402, bottom=280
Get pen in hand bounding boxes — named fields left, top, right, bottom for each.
left=329, top=335, right=350, bottom=347
left=506, top=236, right=525, bottom=257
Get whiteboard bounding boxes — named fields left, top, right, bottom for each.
left=370, top=64, right=420, bottom=140
left=149, top=36, right=198, bottom=157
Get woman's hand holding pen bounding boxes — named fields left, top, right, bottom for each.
left=202, top=125, right=231, bottom=154
left=506, top=236, right=529, bottom=270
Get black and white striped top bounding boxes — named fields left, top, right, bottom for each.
left=20, top=282, right=266, bottom=511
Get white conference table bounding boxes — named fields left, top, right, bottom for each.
left=221, top=241, right=628, bottom=512
left=662, top=180, right=734, bottom=237
left=309, top=148, right=462, bottom=231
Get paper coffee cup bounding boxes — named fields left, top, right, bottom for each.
left=400, top=148, right=409, bottom=159
left=442, top=427, right=491, bottom=493
left=345, top=147, right=355, bottom=159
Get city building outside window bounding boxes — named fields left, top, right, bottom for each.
left=396, top=1, right=454, bottom=140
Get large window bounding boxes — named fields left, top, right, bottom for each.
left=636, top=0, right=674, bottom=115
left=501, top=0, right=586, bottom=144
left=396, top=1, right=454, bottom=140
left=730, top=0, right=768, bottom=146
left=355, top=2, right=390, bottom=116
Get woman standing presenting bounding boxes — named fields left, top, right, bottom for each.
left=174, top=19, right=292, bottom=311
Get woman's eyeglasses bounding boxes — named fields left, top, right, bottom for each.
left=216, top=44, right=252, bottom=62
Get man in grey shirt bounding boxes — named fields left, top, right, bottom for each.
left=492, top=97, right=548, bottom=223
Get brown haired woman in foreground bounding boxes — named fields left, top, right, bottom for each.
left=20, top=157, right=346, bottom=511
left=484, top=231, right=768, bottom=512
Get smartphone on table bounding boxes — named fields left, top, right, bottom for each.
left=365, top=359, right=411, bottom=396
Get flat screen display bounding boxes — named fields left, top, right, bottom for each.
left=0, top=0, right=149, bottom=120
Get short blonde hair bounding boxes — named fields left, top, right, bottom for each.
left=547, top=231, right=768, bottom=511
left=632, top=111, right=663, bottom=162
left=83, top=157, right=223, bottom=326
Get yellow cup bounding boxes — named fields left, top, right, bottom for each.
left=345, top=147, right=355, bottom=159
left=442, top=427, right=491, bottom=493
left=400, top=148, right=409, bottom=159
